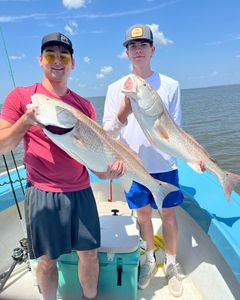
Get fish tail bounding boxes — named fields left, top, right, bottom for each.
left=219, top=172, right=240, bottom=201
left=151, top=179, right=179, bottom=213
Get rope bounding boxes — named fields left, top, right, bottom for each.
left=0, top=178, right=25, bottom=187
left=154, top=235, right=165, bottom=268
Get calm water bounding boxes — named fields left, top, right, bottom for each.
left=1, top=84, right=240, bottom=178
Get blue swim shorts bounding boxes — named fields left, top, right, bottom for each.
left=25, top=184, right=100, bottom=260
left=125, top=169, right=183, bottom=209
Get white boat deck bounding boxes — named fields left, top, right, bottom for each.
left=0, top=182, right=239, bottom=300
left=0, top=197, right=204, bottom=300
left=0, top=260, right=203, bottom=300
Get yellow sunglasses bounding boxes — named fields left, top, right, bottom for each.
left=43, top=51, right=72, bottom=65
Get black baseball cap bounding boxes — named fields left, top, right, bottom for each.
left=41, top=32, right=73, bottom=54
left=123, top=24, right=153, bottom=47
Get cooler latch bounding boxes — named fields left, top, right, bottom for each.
left=117, top=257, right=123, bottom=286
left=117, top=265, right=123, bottom=286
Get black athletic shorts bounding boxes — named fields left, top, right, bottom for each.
left=25, top=183, right=100, bottom=259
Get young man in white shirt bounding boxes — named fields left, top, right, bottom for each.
left=103, top=24, right=184, bottom=297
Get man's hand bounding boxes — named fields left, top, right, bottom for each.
left=25, top=104, right=44, bottom=128
left=93, top=160, right=126, bottom=180
left=199, top=160, right=206, bottom=172
left=117, top=96, right=132, bottom=124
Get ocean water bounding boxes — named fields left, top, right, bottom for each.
left=1, top=84, right=240, bottom=180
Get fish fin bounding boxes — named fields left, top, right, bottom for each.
left=154, top=120, right=169, bottom=140
left=187, top=161, right=204, bottom=174
left=219, top=172, right=240, bottom=201
left=151, top=179, right=179, bottom=214
left=119, top=177, right=132, bottom=192
left=155, top=127, right=169, bottom=139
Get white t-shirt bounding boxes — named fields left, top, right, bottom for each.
left=103, top=72, right=182, bottom=173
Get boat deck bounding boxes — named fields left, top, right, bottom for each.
left=0, top=260, right=202, bottom=300
left=1, top=181, right=239, bottom=300
left=0, top=198, right=204, bottom=300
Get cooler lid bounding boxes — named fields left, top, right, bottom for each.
left=99, top=215, right=139, bottom=253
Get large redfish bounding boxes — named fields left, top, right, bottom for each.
left=28, top=93, right=179, bottom=212
left=122, top=74, right=240, bottom=200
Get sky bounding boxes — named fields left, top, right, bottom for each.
left=0, top=0, right=240, bottom=102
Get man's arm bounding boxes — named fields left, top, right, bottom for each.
left=116, top=96, right=132, bottom=124
left=0, top=108, right=42, bottom=155
left=103, top=95, right=132, bottom=138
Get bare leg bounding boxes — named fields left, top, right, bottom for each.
left=36, top=256, right=58, bottom=300
left=77, top=249, right=99, bottom=299
left=161, top=207, right=178, bottom=255
left=162, top=207, right=183, bottom=297
left=136, top=205, right=154, bottom=251
left=136, top=205, right=157, bottom=290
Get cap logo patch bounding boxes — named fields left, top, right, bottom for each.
left=60, top=35, right=70, bottom=45
left=131, top=27, right=143, bottom=38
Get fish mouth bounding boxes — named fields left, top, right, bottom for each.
left=45, top=125, right=74, bottom=135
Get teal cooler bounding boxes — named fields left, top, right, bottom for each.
left=57, top=215, right=140, bottom=300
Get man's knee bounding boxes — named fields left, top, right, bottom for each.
left=136, top=205, right=152, bottom=224
left=37, top=256, right=57, bottom=274
left=162, top=207, right=177, bottom=227
left=77, top=249, right=99, bottom=265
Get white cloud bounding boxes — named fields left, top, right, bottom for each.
left=9, top=54, right=25, bottom=60
left=96, top=73, right=104, bottom=79
left=0, top=0, right=31, bottom=2
left=207, top=34, right=240, bottom=46
left=64, top=25, right=74, bottom=35
left=100, top=66, right=113, bottom=74
left=65, top=1, right=180, bottom=19
left=89, top=29, right=104, bottom=34
left=0, top=2, right=179, bottom=23
left=70, top=20, right=78, bottom=27
left=210, top=71, right=218, bottom=77
left=96, top=66, right=113, bottom=80
left=0, top=13, right=48, bottom=23
left=64, top=21, right=78, bottom=35
left=84, top=56, right=90, bottom=63
left=147, top=23, right=174, bottom=46
left=63, top=0, right=88, bottom=9
left=78, top=83, right=86, bottom=88
left=117, top=50, right=127, bottom=59
left=42, top=22, right=55, bottom=28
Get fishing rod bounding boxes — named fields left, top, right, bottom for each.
left=0, top=26, right=25, bottom=220
left=0, top=26, right=30, bottom=293
left=2, top=156, right=26, bottom=235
